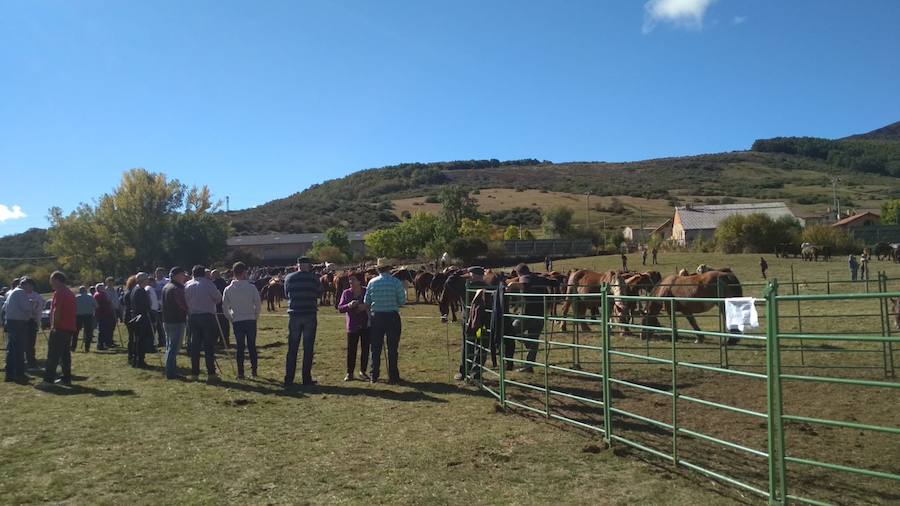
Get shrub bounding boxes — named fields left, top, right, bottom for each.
left=800, top=225, right=863, bottom=254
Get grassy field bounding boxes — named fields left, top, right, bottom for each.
left=2, top=253, right=898, bottom=505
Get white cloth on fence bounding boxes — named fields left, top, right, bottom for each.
left=724, top=297, right=759, bottom=332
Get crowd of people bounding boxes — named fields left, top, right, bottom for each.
left=1, top=256, right=415, bottom=388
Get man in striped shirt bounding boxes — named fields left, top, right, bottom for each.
left=364, top=259, right=407, bottom=384
left=283, top=257, right=322, bottom=388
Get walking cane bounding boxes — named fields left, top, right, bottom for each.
left=214, top=313, right=237, bottom=377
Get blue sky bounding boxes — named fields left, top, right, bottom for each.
left=2, top=0, right=899, bottom=235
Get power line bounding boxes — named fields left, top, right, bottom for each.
left=0, top=256, right=57, bottom=261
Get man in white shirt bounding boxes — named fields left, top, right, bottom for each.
left=145, top=278, right=164, bottom=348
left=222, top=262, right=262, bottom=379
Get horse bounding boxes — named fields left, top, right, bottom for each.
left=640, top=270, right=743, bottom=343
left=430, top=272, right=449, bottom=304
left=413, top=271, right=434, bottom=303
left=319, top=272, right=335, bottom=306
left=262, top=278, right=284, bottom=311
left=439, top=271, right=467, bottom=323
left=801, top=245, right=820, bottom=262
left=891, top=298, right=900, bottom=330
left=558, top=270, right=624, bottom=332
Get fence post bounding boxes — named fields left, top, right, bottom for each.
left=717, top=276, right=728, bottom=369
left=670, top=298, right=679, bottom=466
left=601, top=285, right=612, bottom=443
left=879, top=272, right=896, bottom=378
left=765, top=280, right=786, bottom=504
left=790, top=265, right=805, bottom=366
left=826, top=271, right=831, bottom=294
left=498, top=288, right=507, bottom=410
left=543, top=294, right=550, bottom=418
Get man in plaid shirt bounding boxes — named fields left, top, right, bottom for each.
left=364, top=259, right=407, bottom=383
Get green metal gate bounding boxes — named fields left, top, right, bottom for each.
left=462, top=279, right=900, bottom=505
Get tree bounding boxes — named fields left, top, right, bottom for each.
left=314, top=245, right=348, bottom=264
left=801, top=225, right=862, bottom=254
left=458, top=217, right=493, bottom=241
left=521, top=229, right=536, bottom=240
left=503, top=225, right=521, bottom=241
left=308, top=227, right=353, bottom=261
left=438, top=186, right=479, bottom=229
left=714, top=213, right=801, bottom=254
left=542, top=206, right=574, bottom=238
left=46, top=169, right=229, bottom=279
left=447, top=237, right=487, bottom=264
left=364, top=212, right=457, bottom=260
left=881, top=200, right=900, bottom=225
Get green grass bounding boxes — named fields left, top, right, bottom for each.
left=2, top=307, right=741, bottom=505
left=3, top=253, right=898, bottom=505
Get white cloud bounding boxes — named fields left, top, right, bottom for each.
left=643, top=0, right=716, bottom=33
left=0, top=205, right=27, bottom=223
left=732, top=15, right=747, bottom=25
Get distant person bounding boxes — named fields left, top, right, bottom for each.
left=364, top=258, right=407, bottom=384
left=122, top=275, right=137, bottom=364
left=283, top=257, right=322, bottom=388
left=211, top=269, right=231, bottom=348
left=104, top=277, right=121, bottom=344
left=641, top=247, right=648, bottom=266
left=544, top=256, right=552, bottom=272
left=162, top=267, right=189, bottom=379
left=26, top=283, right=45, bottom=369
left=859, top=252, right=869, bottom=281
left=42, top=271, right=76, bottom=386
left=223, top=262, right=261, bottom=379
left=185, top=264, right=222, bottom=382
left=73, top=286, right=97, bottom=352
left=3, top=277, right=35, bottom=383
left=130, top=272, right=154, bottom=368
left=848, top=254, right=859, bottom=281
left=651, top=247, right=658, bottom=265
left=759, top=257, right=769, bottom=280
left=337, top=273, right=370, bottom=381
left=621, top=253, right=628, bottom=272
left=150, top=268, right=167, bottom=347
left=93, top=282, right=115, bottom=350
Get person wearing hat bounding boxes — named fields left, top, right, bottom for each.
left=454, top=266, right=493, bottom=381
left=162, top=267, right=190, bottom=379
left=127, top=272, right=153, bottom=368
left=364, top=258, right=407, bottom=384
left=42, top=271, right=77, bottom=386
left=3, top=277, right=35, bottom=382
left=73, top=285, right=97, bottom=352
left=185, top=264, right=223, bottom=382
left=283, top=256, right=323, bottom=388
left=222, top=262, right=262, bottom=379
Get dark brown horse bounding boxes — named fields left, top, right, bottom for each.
left=413, top=271, right=434, bottom=303
left=640, top=270, right=742, bottom=343
left=261, top=278, right=285, bottom=312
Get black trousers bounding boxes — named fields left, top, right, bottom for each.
left=189, top=314, right=218, bottom=376
left=127, top=320, right=149, bottom=367
left=217, top=314, right=230, bottom=347
left=44, top=330, right=73, bottom=383
left=26, top=320, right=38, bottom=367
left=74, top=314, right=95, bottom=351
left=369, top=312, right=401, bottom=381
left=347, top=329, right=370, bottom=375
left=152, top=311, right=165, bottom=347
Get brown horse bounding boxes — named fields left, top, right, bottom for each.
left=319, top=272, right=335, bottom=306
left=261, top=278, right=285, bottom=312
left=640, top=270, right=742, bottom=343
left=891, top=297, right=900, bottom=330
left=559, top=270, right=625, bottom=331
left=413, top=271, right=434, bottom=303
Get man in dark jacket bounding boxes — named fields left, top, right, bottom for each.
left=162, top=267, right=189, bottom=379
left=506, top=264, right=556, bottom=373
left=129, top=272, right=153, bottom=368
left=454, top=267, right=492, bottom=381
left=211, top=269, right=230, bottom=348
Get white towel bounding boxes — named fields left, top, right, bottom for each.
left=724, top=297, right=759, bottom=332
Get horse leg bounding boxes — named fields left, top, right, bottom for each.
left=559, top=299, right=572, bottom=331
left=685, top=314, right=703, bottom=343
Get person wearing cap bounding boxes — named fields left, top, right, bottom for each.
left=3, top=277, right=35, bottom=382
left=185, top=264, right=222, bottom=382
left=73, top=286, right=97, bottom=352
left=93, top=282, right=115, bottom=350
left=506, top=263, right=556, bottom=373
left=454, top=266, right=492, bottom=381
left=283, top=256, right=323, bottom=388
left=42, top=271, right=77, bottom=386
left=364, top=258, right=407, bottom=384
left=128, top=272, right=153, bottom=368
left=162, top=267, right=189, bottom=379
left=222, top=262, right=262, bottom=379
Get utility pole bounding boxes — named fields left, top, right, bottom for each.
left=831, top=177, right=840, bottom=220
left=226, top=196, right=230, bottom=212
left=639, top=206, right=644, bottom=245
left=586, top=191, right=592, bottom=229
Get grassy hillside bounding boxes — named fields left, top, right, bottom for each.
left=227, top=148, right=900, bottom=235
